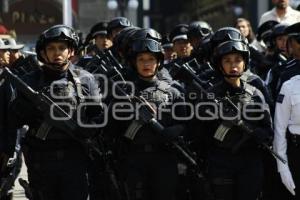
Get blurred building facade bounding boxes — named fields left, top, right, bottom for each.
left=0, top=0, right=285, bottom=45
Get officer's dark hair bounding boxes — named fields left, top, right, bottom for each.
left=107, top=17, right=132, bottom=36
left=187, top=20, right=213, bottom=39
left=36, top=24, right=79, bottom=63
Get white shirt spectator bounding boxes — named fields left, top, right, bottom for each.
left=259, top=6, right=300, bottom=26
left=273, top=75, right=300, bottom=195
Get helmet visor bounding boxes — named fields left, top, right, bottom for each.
left=216, top=41, right=248, bottom=56
left=213, top=29, right=243, bottom=42
left=44, top=26, right=76, bottom=40
left=199, top=28, right=211, bottom=37
left=132, top=39, right=162, bottom=53
left=133, top=29, right=162, bottom=41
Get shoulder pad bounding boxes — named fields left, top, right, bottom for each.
left=157, top=81, right=171, bottom=92
left=243, top=82, right=256, bottom=96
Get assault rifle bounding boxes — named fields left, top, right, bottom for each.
left=174, top=60, right=287, bottom=164
left=92, top=50, right=202, bottom=169
left=0, top=67, right=103, bottom=158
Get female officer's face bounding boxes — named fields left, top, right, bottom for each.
left=221, top=52, right=245, bottom=79
left=136, top=52, right=158, bottom=79
left=42, top=41, right=73, bottom=71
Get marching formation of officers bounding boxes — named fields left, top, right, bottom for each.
left=2, top=1, right=300, bottom=200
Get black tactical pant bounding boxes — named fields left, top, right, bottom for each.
left=120, top=148, right=178, bottom=200
left=261, top=150, right=290, bottom=200
left=207, top=148, right=263, bottom=200
left=22, top=141, right=89, bottom=200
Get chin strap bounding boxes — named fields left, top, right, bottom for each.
left=223, top=73, right=243, bottom=78
left=220, top=64, right=245, bottom=78
left=45, top=61, right=70, bottom=71
left=43, top=48, right=72, bottom=71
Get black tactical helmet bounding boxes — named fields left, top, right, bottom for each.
left=211, top=27, right=245, bottom=48
left=126, top=28, right=164, bottom=61
left=213, top=39, right=250, bottom=72
left=113, top=26, right=140, bottom=57
left=36, top=24, right=79, bottom=63
left=107, top=17, right=132, bottom=35
left=187, top=20, right=213, bottom=39
left=128, top=38, right=164, bottom=65
left=127, top=38, right=164, bottom=78
left=257, top=20, right=279, bottom=49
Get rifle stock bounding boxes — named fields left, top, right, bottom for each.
left=1, top=67, right=103, bottom=158
left=176, top=62, right=287, bottom=164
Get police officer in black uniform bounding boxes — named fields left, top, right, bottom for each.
left=187, top=20, right=213, bottom=50
left=275, top=22, right=300, bottom=96
left=193, top=37, right=273, bottom=200
left=105, top=35, right=186, bottom=200
left=165, top=24, right=193, bottom=77
left=77, top=21, right=113, bottom=68
left=265, top=23, right=289, bottom=104
left=6, top=25, right=103, bottom=200
left=255, top=20, right=280, bottom=79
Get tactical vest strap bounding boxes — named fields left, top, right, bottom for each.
left=68, top=68, right=85, bottom=103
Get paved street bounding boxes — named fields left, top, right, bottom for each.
left=12, top=158, right=27, bottom=200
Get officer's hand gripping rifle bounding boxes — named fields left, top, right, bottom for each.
left=174, top=61, right=287, bottom=164
left=0, top=67, right=103, bottom=159
left=110, top=79, right=200, bottom=169
left=100, top=52, right=202, bottom=168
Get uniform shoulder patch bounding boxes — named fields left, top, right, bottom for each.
left=276, top=94, right=285, bottom=103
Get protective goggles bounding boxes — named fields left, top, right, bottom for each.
left=199, top=28, right=211, bottom=36
left=213, top=29, right=243, bottom=42
left=216, top=40, right=248, bottom=56
left=44, top=26, right=77, bottom=40
left=134, top=28, right=162, bottom=41
left=189, top=27, right=211, bottom=37
left=131, top=39, right=162, bottom=53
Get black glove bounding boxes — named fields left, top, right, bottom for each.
left=252, top=127, right=272, bottom=144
